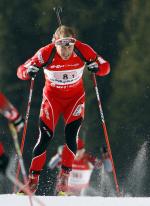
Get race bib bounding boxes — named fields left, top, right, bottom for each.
left=68, top=169, right=93, bottom=186
left=44, top=66, right=84, bottom=85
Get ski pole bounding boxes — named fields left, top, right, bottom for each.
left=14, top=77, right=35, bottom=192
left=53, top=7, right=62, bottom=26
left=92, top=73, right=120, bottom=196
left=9, top=123, right=33, bottom=206
left=9, top=123, right=28, bottom=185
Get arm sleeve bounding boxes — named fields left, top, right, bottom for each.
left=96, top=55, right=110, bottom=76
left=0, top=143, right=4, bottom=156
left=0, top=92, right=20, bottom=121
left=86, top=153, right=103, bottom=169
left=17, top=45, right=52, bottom=80
left=76, top=41, right=110, bottom=76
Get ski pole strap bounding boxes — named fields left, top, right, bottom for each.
left=53, top=7, right=62, bottom=26
left=42, top=46, right=56, bottom=68
left=42, top=45, right=97, bottom=70
left=40, top=44, right=98, bottom=75
left=74, top=46, right=89, bottom=63
left=74, top=46, right=98, bottom=65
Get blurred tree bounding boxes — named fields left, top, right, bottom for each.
left=108, top=0, right=150, bottom=189
left=0, top=0, right=41, bottom=94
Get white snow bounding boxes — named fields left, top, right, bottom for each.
left=0, top=195, right=150, bottom=206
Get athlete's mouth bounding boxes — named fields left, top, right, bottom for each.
left=62, top=53, right=71, bottom=59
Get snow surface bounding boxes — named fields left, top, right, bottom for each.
left=0, top=195, right=150, bottom=206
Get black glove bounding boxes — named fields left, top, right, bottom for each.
left=0, top=153, right=9, bottom=174
left=11, top=115, right=24, bottom=132
left=101, top=145, right=107, bottom=154
left=100, top=145, right=112, bottom=172
left=100, top=145, right=109, bottom=159
left=27, top=65, right=40, bottom=78
left=87, top=62, right=99, bottom=73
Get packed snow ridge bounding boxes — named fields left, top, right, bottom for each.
left=0, top=195, right=150, bottom=206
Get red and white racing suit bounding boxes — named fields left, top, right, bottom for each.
left=0, top=92, right=20, bottom=122
left=0, top=143, right=4, bottom=156
left=0, top=92, right=23, bottom=133
left=17, top=40, right=110, bottom=175
left=0, top=92, right=23, bottom=163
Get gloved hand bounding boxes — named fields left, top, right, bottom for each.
left=11, top=115, right=24, bottom=133
left=27, top=65, right=40, bottom=78
left=101, top=145, right=108, bottom=154
left=0, top=153, right=9, bottom=174
left=101, top=145, right=112, bottom=173
left=87, top=62, right=99, bottom=73
left=101, top=145, right=109, bottom=159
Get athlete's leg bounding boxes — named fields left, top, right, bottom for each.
left=56, top=93, right=85, bottom=194
left=20, top=94, right=63, bottom=193
left=62, top=118, right=83, bottom=171
left=29, top=94, right=62, bottom=175
left=62, top=92, right=85, bottom=171
left=29, top=120, right=53, bottom=174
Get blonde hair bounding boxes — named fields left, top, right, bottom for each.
left=53, top=25, right=76, bottom=41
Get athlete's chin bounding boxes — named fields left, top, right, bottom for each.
left=61, top=54, right=72, bottom=60
left=63, top=57, right=70, bottom=60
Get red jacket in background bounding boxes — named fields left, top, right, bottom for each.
left=0, top=92, right=19, bottom=121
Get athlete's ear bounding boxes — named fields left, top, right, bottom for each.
left=51, top=34, right=55, bottom=43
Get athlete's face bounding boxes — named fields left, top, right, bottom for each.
left=55, top=37, right=76, bottom=60
left=56, top=45, right=74, bottom=60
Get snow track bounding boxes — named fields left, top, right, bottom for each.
left=0, top=195, right=150, bottom=206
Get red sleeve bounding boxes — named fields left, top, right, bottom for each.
left=0, top=92, right=9, bottom=109
left=0, top=92, right=19, bottom=121
left=86, top=153, right=103, bottom=169
left=17, top=44, right=54, bottom=80
left=75, top=41, right=110, bottom=76
left=0, top=142, right=4, bottom=156
left=85, top=153, right=97, bottom=164
left=96, top=56, right=110, bottom=76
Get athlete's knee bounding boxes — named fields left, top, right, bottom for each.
left=65, top=118, right=83, bottom=154
left=33, top=119, right=54, bottom=156
left=39, top=119, right=53, bottom=140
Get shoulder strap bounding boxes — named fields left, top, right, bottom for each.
left=42, top=45, right=97, bottom=68
left=74, top=46, right=97, bottom=64
left=42, top=46, right=56, bottom=68
left=74, top=46, right=89, bottom=63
